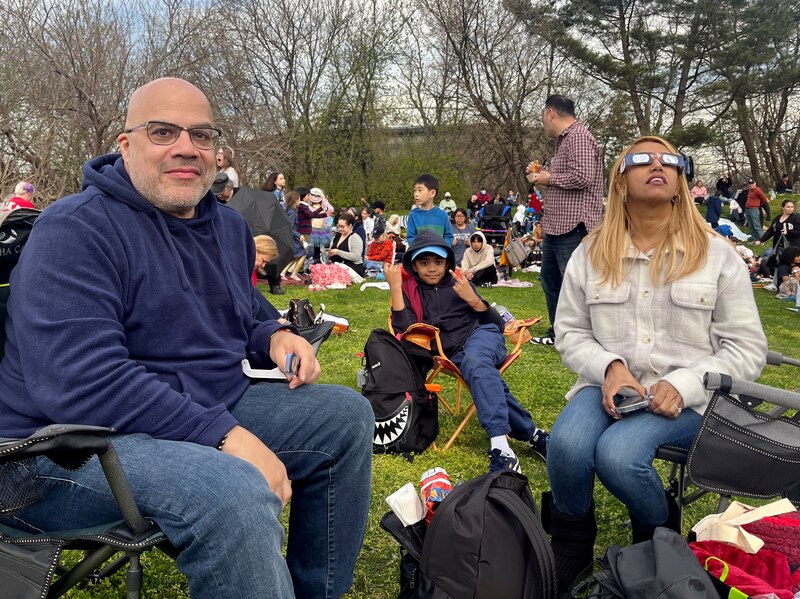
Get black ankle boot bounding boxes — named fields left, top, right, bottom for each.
left=543, top=492, right=597, bottom=598
left=629, top=491, right=681, bottom=544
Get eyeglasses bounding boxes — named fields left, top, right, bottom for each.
left=619, top=152, right=684, bottom=173
left=124, top=121, right=222, bottom=150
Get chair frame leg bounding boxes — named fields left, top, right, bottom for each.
left=443, top=404, right=477, bottom=451
left=49, top=545, right=118, bottom=598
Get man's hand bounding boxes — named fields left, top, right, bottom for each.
left=384, top=263, right=404, bottom=289
left=529, top=170, right=551, bottom=186
left=602, top=360, right=647, bottom=418
left=221, top=425, right=292, bottom=508
left=269, top=329, right=320, bottom=389
left=648, top=380, right=685, bottom=419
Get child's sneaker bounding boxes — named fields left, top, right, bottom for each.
left=527, top=428, right=549, bottom=462
left=487, top=448, right=522, bottom=474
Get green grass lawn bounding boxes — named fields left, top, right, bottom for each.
left=64, top=196, right=800, bottom=598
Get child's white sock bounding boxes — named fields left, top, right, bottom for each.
left=490, top=435, right=513, bottom=456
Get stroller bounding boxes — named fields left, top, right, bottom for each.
left=477, top=203, right=511, bottom=252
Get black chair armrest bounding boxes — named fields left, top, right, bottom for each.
left=656, top=445, right=688, bottom=465
left=0, top=424, right=149, bottom=534
left=0, top=424, right=116, bottom=467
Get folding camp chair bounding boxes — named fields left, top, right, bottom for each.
left=0, top=425, right=169, bottom=599
left=398, top=317, right=541, bottom=450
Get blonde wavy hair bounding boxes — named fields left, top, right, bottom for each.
left=254, top=235, right=277, bottom=259
left=587, top=135, right=710, bottom=287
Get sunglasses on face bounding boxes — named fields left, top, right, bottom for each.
left=619, top=152, right=685, bottom=174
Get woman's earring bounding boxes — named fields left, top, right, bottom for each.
left=672, top=194, right=679, bottom=204
left=621, top=193, right=627, bottom=205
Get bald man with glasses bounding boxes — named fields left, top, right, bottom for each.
left=0, top=78, right=373, bottom=599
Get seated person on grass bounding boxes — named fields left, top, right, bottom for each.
left=461, top=231, right=498, bottom=287
left=385, top=229, right=549, bottom=473
left=364, top=226, right=394, bottom=274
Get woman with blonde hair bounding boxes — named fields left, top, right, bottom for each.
left=252, top=235, right=277, bottom=286
left=544, top=136, right=767, bottom=596
left=216, top=145, right=241, bottom=188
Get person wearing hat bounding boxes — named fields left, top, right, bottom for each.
left=364, top=226, right=394, bottom=274
left=211, top=172, right=234, bottom=203
left=439, top=191, right=457, bottom=218
left=744, top=179, right=770, bottom=240
left=385, top=230, right=550, bottom=474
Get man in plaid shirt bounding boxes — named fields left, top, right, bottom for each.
left=527, top=95, right=604, bottom=345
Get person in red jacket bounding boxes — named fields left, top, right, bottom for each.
left=3, top=181, right=35, bottom=211
left=475, top=187, right=492, bottom=206
left=364, top=227, right=394, bottom=274
left=744, top=179, right=770, bottom=240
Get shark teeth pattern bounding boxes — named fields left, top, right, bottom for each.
left=374, top=394, right=412, bottom=447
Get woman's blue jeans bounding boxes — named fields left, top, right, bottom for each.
left=547, top=386, right=701, bottom=527
left=5, top=383, right=374, bottom=599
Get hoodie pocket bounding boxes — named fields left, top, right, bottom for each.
left=585, top=281, right=630, bottom=343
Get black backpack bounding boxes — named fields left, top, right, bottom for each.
left=587, top=528, right=720, bottom=599
left=381, top=470, right=557, bottom=598
left=1, top=208, right=40, bottom=361
left=360, top=328, right=438, bottom=454
left=0, top=208, right=40, bottom=284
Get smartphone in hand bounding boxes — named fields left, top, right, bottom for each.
left=615, top=394, right=652, bottom=414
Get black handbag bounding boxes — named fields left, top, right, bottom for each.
left=286, top=298, right=316, bottom=328
left=687, top=389, right=800, bottom=502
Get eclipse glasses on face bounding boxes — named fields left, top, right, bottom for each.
left=619, top=152, right=684, bottom=174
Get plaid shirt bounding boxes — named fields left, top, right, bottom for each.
left=541, top=121, right=604, bottom=236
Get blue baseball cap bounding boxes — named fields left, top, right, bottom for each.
left=410, top=245, right=449, bottom=261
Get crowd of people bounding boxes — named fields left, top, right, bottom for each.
left=0, top=77, right=794, bottom=599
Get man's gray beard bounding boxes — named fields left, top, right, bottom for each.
left=129, top=163, right=215, bottom=216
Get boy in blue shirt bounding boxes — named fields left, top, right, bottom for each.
left=385, top=230, right=549, bottom=472
left=406, top=174, right=453, bottom=245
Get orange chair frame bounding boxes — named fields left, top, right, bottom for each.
left=396, top=317, right=541, bottom=450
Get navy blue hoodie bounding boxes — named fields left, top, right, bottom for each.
left=0, top=155, right=285, bottom=445
left=391, top=230, right=503, bottom=355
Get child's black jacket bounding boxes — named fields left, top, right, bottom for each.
left=391, top=230, right=503, bottom=355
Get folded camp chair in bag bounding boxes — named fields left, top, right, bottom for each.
left=397, top=317, right=541, bottom=450
left=0, top=425, right=168, bottom=599
left=655, top=351, right=800, bottom=529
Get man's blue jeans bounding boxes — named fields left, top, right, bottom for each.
left=546, top=386, right=701, bottom=527
left=451, top=324, right=536, bottom=440
left=541, top=225, right=587, bottom=337
left=745, top=207, right=762, bottom=239
left=4, top=383, right=374, bottom=599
